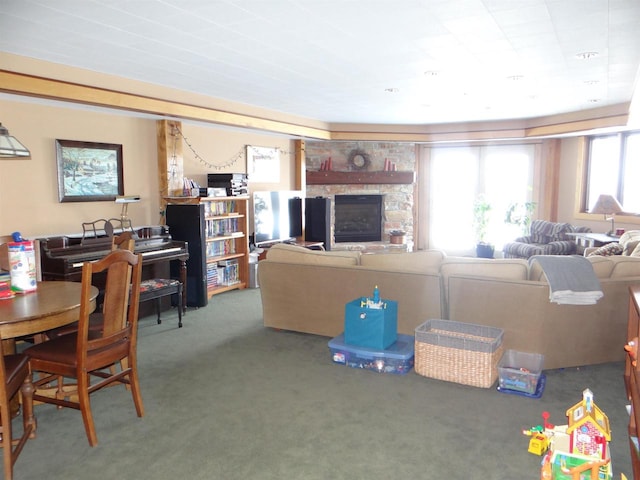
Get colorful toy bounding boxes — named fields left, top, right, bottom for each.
left=565, top=389, right=610, bottom=459
left=525, top=430, right=550, bottom=456
left=360, top=285, right=385, bottom=310
left=523, top=412, right=554, bottom=455
left=534, top=389, right=616, bottom=479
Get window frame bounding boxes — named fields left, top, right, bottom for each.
left=582, top=130, right=640, bottom=214
left=418, top=142, right=539, bottom=254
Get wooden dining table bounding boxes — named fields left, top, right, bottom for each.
left=0, top=281, right=98, bottom=341
left=0, top=281, right=98, bottom=417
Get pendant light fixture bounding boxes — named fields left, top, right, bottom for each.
left=0, top=123, right=31, bottom=158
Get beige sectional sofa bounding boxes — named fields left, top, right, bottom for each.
left=258, top=243, right=640, bottom=369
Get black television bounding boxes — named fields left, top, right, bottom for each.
left=253, top=190, right=303, bottom=247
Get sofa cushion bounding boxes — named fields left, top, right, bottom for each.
left=440, top=257, right=529, bottom=280
left=439, top=257, right=529, bottom=317
left=441, top=257, right=528, bottom=298
left=608, top=255, right=640, bottom=278
left=528, top=255, right=614, bottom=280
left=265, top=243, right=360, bottom=266
left=587, top=242, right=624, bottom=257
left=585, top=256, right=615, bottom=279
left=620, top=230, right=640, bottom=255
left=360, top=250, right=446, bottom=274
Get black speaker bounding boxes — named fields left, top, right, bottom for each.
left=165, top=204, right=208, bottom=307
left=305, top=197, right=332, bottom=250
left=288, top=197, right=303, bottom=238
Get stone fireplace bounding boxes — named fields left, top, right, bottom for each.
left=304, top=141, right=416, bottom=250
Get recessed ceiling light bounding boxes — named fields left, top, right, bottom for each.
left=384, top=87, right=399, bottom=93
left=576, top=51, right=599, bottom=60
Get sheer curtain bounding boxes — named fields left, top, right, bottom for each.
left=420, top=144, right=535, bottom=256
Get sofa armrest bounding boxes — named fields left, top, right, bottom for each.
left=544, top=240, right=576, bottom=255
left=514, top=235, right=532, bottom=243
left=502, top=242, right=544, bottom=259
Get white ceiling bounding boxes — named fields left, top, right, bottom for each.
left=2, top=0, right=640, bottom=125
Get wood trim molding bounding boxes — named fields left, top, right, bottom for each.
left=0, top=69, right=631, bottom=142
left=306, top=170, right=415, bottom=185
left=0, top=70, right=331, bottom=140
left=524, top=113, right=629, bottom=137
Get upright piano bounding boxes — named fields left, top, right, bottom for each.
left=38, top=225, right=189, bottom=313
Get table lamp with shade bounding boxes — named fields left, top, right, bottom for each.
left=590, top=194, right=623, bottom=235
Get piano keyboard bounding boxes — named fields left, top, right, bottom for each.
left=71, top=247, right=183, bottom=268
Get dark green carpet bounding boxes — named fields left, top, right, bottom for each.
left=11, top=289, right=633, bottom=479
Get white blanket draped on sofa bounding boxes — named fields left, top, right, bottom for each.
left=529, top=255, right=603, bottom=305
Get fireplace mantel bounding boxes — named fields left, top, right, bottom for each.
left=306, top=170, right=415, bottom=185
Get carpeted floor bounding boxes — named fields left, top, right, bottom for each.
left=10, top=288, right=633, bottom=479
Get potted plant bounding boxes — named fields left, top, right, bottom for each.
left=473, top=195, right=494, bottom=258
left=389, top=229, right=406, bottom=244
left=504, top=201, right=537, bottom=236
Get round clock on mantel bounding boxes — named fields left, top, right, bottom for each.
left=347, top=149, right=371, bottom=171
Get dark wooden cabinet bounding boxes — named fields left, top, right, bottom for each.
left=624, top=285, right=640, bottom=478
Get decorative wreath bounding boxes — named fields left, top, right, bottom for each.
left=347, top=149, right=371, bottom=171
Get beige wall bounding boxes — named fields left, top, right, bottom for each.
left=1, top=85, right=637, bottom=240
left=0, top=97, right=295, bottom=238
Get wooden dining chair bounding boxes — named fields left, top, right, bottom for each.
left=45, top=231, right=135, bottom=340
left=0, top=339, right=36, bottom=480
left=25, top=249, right=144, bottom=446
left=111, top=230, right=135, bottom=251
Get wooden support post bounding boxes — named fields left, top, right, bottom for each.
left=156, top=120, right=184, bottom=223
left=294, top=140, right=306, bottom=238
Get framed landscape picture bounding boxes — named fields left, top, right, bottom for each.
left=56, top=139, right=124, bottom=202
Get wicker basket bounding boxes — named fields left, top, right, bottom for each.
left=414, top=319, right=504, bottom=388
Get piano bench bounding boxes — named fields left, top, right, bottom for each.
left=139, top=279, right=183, bottom=328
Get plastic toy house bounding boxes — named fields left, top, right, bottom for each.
left=565, top=389, right=611, bottom=459
left=538, top=389, right=613, bottom=480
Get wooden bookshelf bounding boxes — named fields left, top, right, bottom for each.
left=165, top=196, right=249, bottom=306
left=306, top=170, right=415, bottom=185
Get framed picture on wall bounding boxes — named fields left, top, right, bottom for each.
left=56, top=139, right=124, bottom=202
left=246, top=145, right=280, bottom=183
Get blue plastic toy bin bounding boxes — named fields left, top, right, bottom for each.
left=328, top=333, right=414, bottom=374
left=497, top=350, right=544, bottom=395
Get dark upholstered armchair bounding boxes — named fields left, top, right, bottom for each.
left=502, top=220, right=591, bottom=259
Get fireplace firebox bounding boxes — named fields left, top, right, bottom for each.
left=334, top=194, right=383, bottom=243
